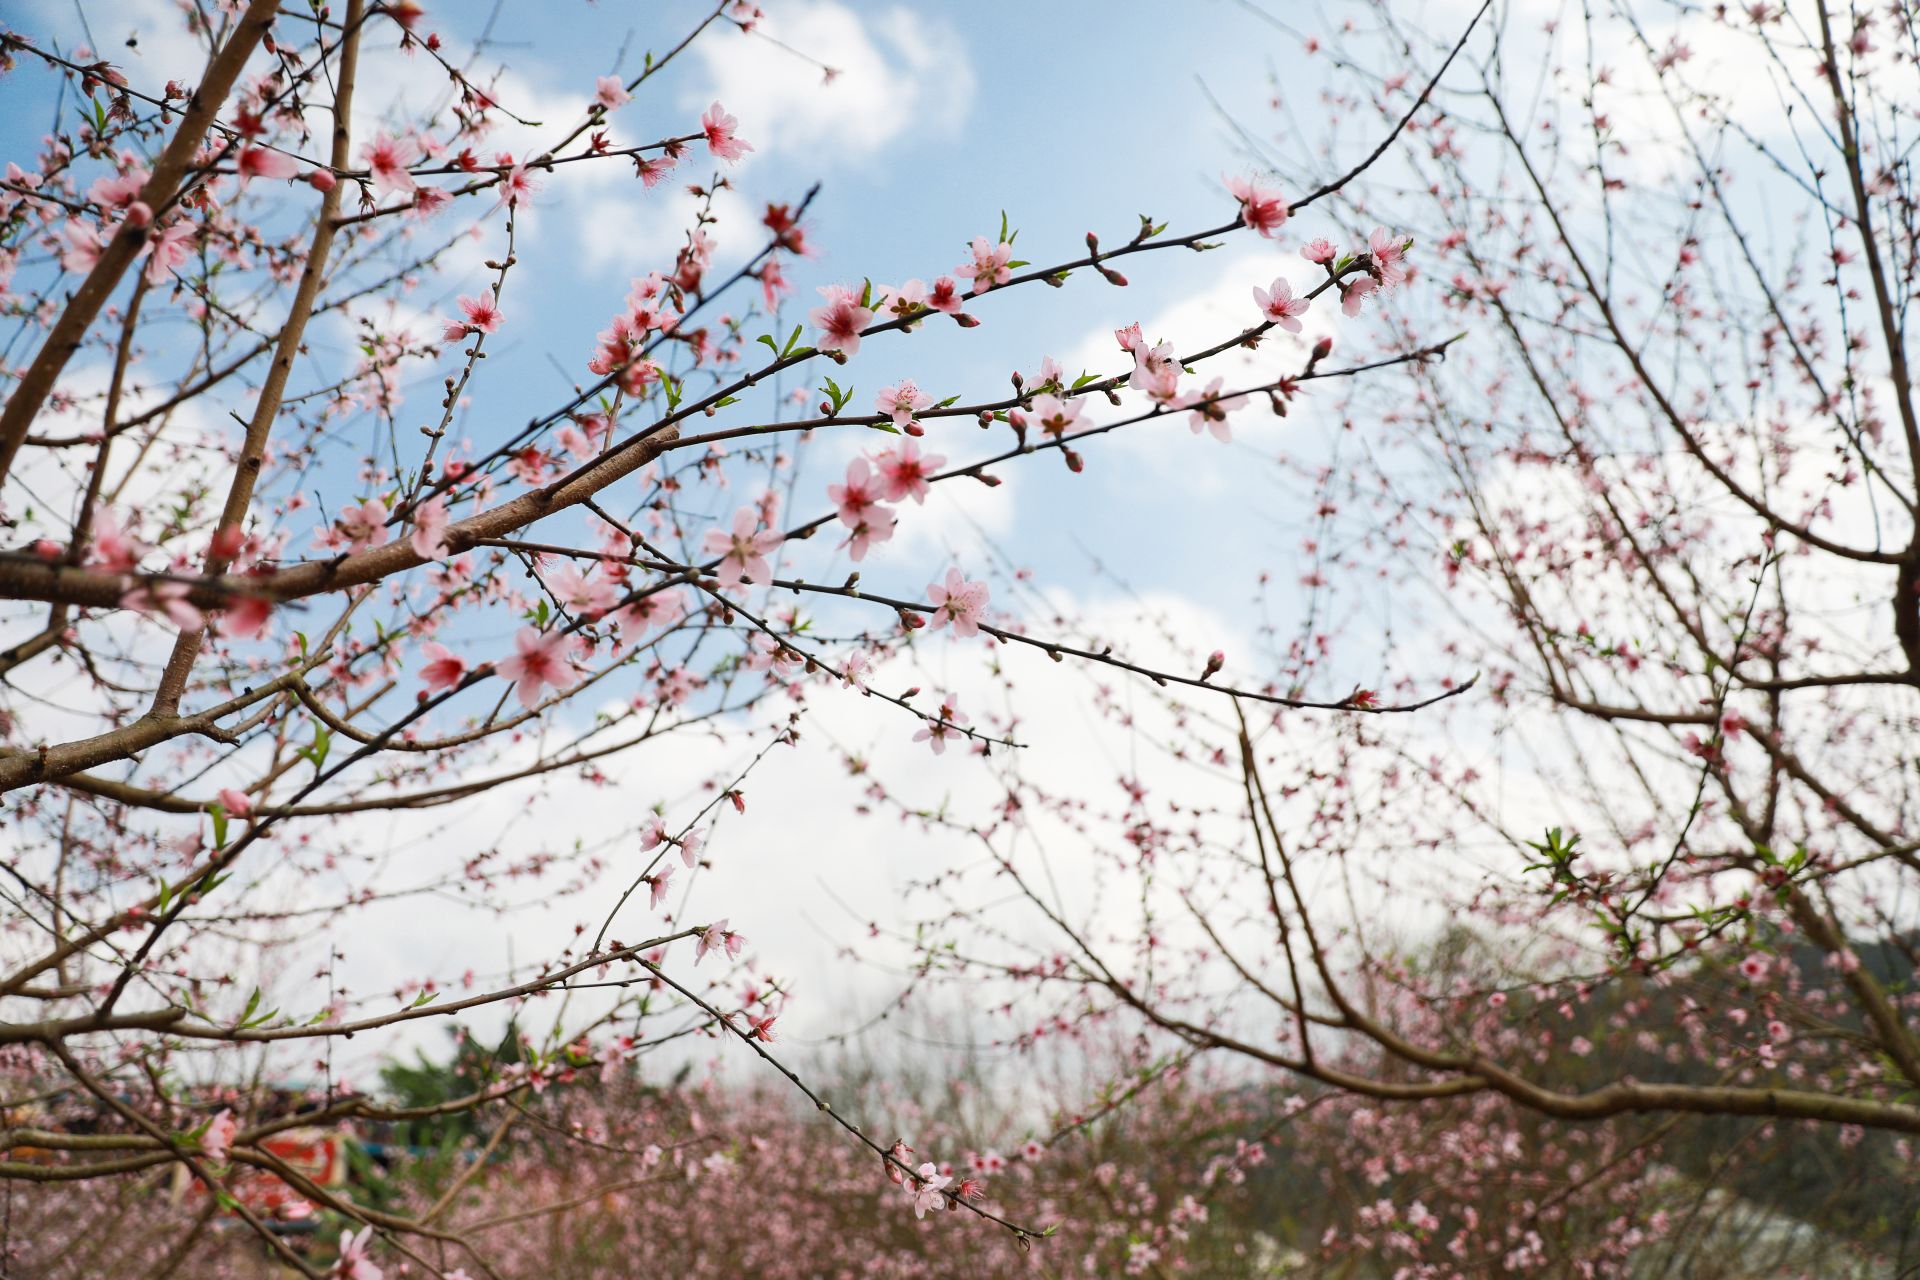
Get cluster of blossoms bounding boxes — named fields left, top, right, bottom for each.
left=587, top=271, right=682, bottom=394
left=807, top=231, right=1026, bottom=356
left=825, top=400, right=945, bottom=561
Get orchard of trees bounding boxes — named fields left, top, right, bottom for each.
left=0, top=0, right=1916, bottom=1275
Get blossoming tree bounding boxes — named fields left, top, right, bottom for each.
left=0, top=0, right=1487, bottom=1273
left=863, top=0, right=1920, bottom=1272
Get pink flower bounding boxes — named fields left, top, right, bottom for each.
left=419, top=641, right=467, bottom=693
left=217, top=788, right=253, bottom=817
left=872, top=440, right=944, bottom=504
left=702, top=506, right=783, bottom=586
left=678, top=827, right=705, bottom=867
left=635, top=154, right=676, bottom=188
left=876, top=279, right=927, bottom=322
left=695, top=918, right=743, bottom=964
left=1339, top=275, right=1378, bottom=317
left=876, top=380, right=932, bottom=428
left=123, top=580, right=204, bottom=631
left=701, top=101, right=752, bottom=162
left=1114, top=321, right=1145, bottom=353
left=1183, top=376, right=1246, bottom=443
left=1301, top=237, right=1337, bottom=265
left=1739, top=953, right=1771, bottom=983
left=1128, top=337, right=1181, bottom=403
left=89, top=509, right=142, bottom=571
left=237, top=146, right=300, bottom=182
left=1253, top=276, right=1309, bottom=332
left=925, top=277, right=964, bottom=314
left=648, top=862, right=675, bottom=910
left=444, top=290, right=503, bottom=342
left=828, top=457, right=888, bottom=526
left=335, top=1226, right=383, bottom=1280
left=337, top=498, right=390, bottom=551
left=595, top=76, right=631, bottom=111
left=613, top=589, right=685, bottom=639
left=955, top=236, right=1013, bottom=294
left=840, top=505, right=896, bottom=562
left=216, top=595, right=272, bottom=640
left=496, top=162, right=539, bottom=209
left=201, top=1108, right=237, bottom=1161
left=496, top=626, right=574, bottom=710
left=89, top=168, right=149, bottom=210
left=908, top=1162, right=952, bottom=1218
left=141, top=220, right=195, bottom=285
left=359, top=132, right=420, bottom=197
left=828, top=459, right=897, bottom=562
left=1368, top=226, right=1409, bottom=287
left=1029, top=393, right=1082, bottom=439
left=809, top=285, right=874, bottom=356
left=60, top=222, right=105, bottom=273
left=549, top=564, right=617, bottom=618
left=926, top=568, right=989, bottom=639
left=913, top=693, right=968, bottom=755
left=1024, top=354, right=1068, bottom=392
left=1021, top=1139, right=1045, bottom=1160
left=409, top=497, right=451, bottom=561
left=1226, top=175, right=1289, bottom=237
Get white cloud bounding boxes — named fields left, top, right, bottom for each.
left=689, top=1, right=974, bottom=159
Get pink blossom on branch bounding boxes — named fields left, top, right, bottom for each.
left=418, top=641, right=467, bottom=693
left=595, top=75, right=631, bottom=111
left=1225, top=174, right=1289, bottom=237
left=955, top=236, right=1014, bottom=294
left=495, top=626, right=574, bottom=709
left=200, top=1108, right=237, bottom=1161
left=141, top=220, right=195, bottom=285
left=443, top=290, right=503, bottom=342
left=809, top=285, right=874, bottom=356
left=876, top=379, right=933, bottom=429
left=926, top=568, right=990, bottom=639
left=1182, top=376, right=1246, bottom=443
left=236, top=145, right=301, bottom=182
left=913, top=693, right=969, bottom=755
left=873, top=440, right=945, bottom=503
left=359, top=131, right=420, bottom=197
left=703, top=506, right=783, bottom=586
left=695, top=918, right=744, bottom=964
left=1367, top=226, right=1410, bottom=287
left=907, top=1162, right=953, bottom=1218
left=701, top=101, right=752, bottom=162
left=408, top=497, right=452, bottom=561
left=334, top=1226, right=384, bottom=1280
left=1252, top=276, right=1309, bottom=331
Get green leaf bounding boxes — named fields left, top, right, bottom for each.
left=208, top=803, right=229, bottom=851
left=302, top=723, right=332, bottom=773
